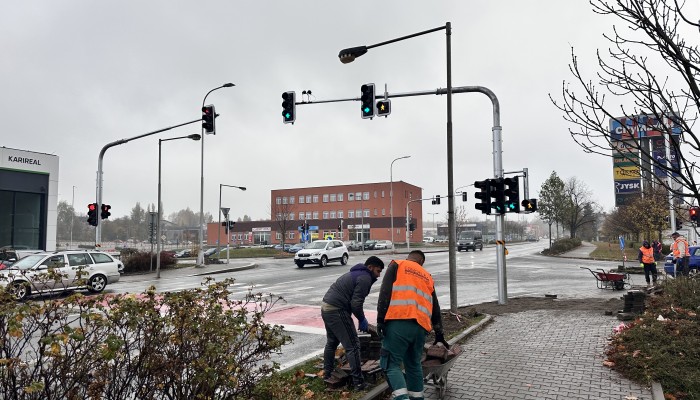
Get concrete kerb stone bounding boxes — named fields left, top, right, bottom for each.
left=359, top=315, right=494, bottom=400
left=191, top=263, right=257, bottom=276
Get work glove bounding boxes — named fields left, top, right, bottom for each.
left=358, top=318, right=369, bottom=333
left=376, top=322, right=385, bottom=340
left=640, top=263, right=644, bottom=268
left=434, top=332, right=450, bottom=349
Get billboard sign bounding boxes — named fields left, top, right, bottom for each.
left=613, top=166, right=641, bottom=180
left=609, top=115, right=682, bottom=140
left=614, top=180, right=641, bottom=194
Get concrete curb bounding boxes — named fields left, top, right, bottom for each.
left=191, top=263, right=257, bottom=276
left=359, top=314, right=494, bottom=400
left=651, top=382, right=664, bottom=400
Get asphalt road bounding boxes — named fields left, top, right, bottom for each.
left=105, top=242, right=630, bottom=369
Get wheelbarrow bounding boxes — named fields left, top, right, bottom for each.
left=422, top=344, right=463, bottom=399
left=580, top=266, right=631, bottom=290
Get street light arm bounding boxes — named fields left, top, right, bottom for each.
left=338, top=25, right=446, bottom=63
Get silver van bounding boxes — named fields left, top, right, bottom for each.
left=457, top=230, right=483, bottom=252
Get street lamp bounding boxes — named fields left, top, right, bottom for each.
left=390, top=155, right=410, bottom=253
left=70, top=185, right=76, bottom=249
left=198, top=83, right=235, bottom=267
left=157, top=133, right=201, bottom=278
left=428, top=212, right=438, bottom=232
left=218, top=184, right=247, bottom=254
left=338, top=23, right=459, bottom=310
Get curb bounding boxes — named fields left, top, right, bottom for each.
left=359, top=314, right=494, bottom=400
left=191, top=263, right=257, bottom=276
left=651, top=382, right=664, bottom=400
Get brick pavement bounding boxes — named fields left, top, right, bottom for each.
left=423, top=310, right=652, bottom=400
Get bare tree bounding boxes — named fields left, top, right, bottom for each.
left=270, top=201, right=297, bottom=248
left=562, top=177, right=601, bottom=238
left=538, top=171, right=567, bottom=240
left=551, top=0, right=700, bottom=206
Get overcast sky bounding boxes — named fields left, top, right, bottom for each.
left=2, top=1, right=667, bottom=223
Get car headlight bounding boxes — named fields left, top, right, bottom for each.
left=312, top=252, right=321, bottom=256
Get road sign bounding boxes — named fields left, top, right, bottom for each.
left=309, top=225, right=319, bottom=231
left=221, top=207, right=230, bottom=217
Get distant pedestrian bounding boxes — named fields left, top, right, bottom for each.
left=638, top=240, right=658, bottom=286
left=671, top=232, right=690, bottom=276
left=321, top=256, right=385, bottom=391
left=652, top=240, right=663, bottom=262
left=376, top=250, right=447, bottom=400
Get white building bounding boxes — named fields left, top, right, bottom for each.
left=0, top=147, right=59, bottom=250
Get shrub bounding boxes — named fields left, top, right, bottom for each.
left=0, top=278, right=292, bottom=399
left=122, top=250, right=176, bottom=273
left=541, top=237, right=582, bottom=255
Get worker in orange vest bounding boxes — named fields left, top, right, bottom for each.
left=637, top=240, right=658, bottom=286
left=671, top=232, right=690, bottom=276
left=376, top=250, right=446, bottom=400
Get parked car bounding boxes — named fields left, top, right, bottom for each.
left=174, top=249, right=192, bottom=258
left=287, top=243, right=307, bottom=253
left=344, top=241, right=362, bottom=251
left=423, top=237, right=435, bottom=243
left=203, top=248, right=218, bottom=257
left=294, top=240, right=349, bottom=268
left=0, top=250, right=122, bottom=301
left=362, top=240, right=378, bottom=250
left=0, top=249, right=41, bottom=270
left=374, top=240, right=393, bottom=250
left=663, top=246, right=700, bottom=276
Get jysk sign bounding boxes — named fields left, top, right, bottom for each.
left=615, top=180, right=641, bottom=194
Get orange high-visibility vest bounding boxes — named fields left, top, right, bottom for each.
left=384, top=259, right=435, bottom=332
left=639, top=246, right=654, bottom=264
left=672, top=237, right=690, bottom=258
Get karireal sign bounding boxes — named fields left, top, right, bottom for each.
left=609, top=115, right=682, bottom=140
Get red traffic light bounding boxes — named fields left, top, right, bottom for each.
left=88, top=203, right=96, bottom=211
left=690, top=207, right=699, bottom=222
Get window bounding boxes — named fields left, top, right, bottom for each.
left=313, top=211, right=319, bottom=219
left=323, top=211, right=329, bottom=219
left=363, top=192, right=370, bottom=200
left=348, top=210, right=354, bottom=218
left=276, top=232, right=281, bottom=240
left=238, top=234, right=243, bottom=240
left=289, top=232, right=295, bottom=239
left=330, top=211, right=336, bottom=218
left=289, top=213, right=295, bottom=220
left=382, top=191, right=385, bottom=198
left=382, top=208, right=386, bottom=216
left=348, top=193, right=354, bottom=201
left=299, top=196, right=305, bottom=204
left=313, top=195, right=319, bottom=203
left=338, top=193, right=344, bottom=202
left=323, top=194, right=329, bottom=203
left=90, top=253, right=114, bottom=263
left=276, top=213, right=282, bottom=220
left=306, top=195, right=311, bottom=203
left=356, top=192, right=362, bottom=201
left=374, top=191, right=377, bottom=198
left=356, top=209, right=362, bottom=216
left=290, top=196, right=295, bottom=204
left=68, top=253, right=91, bottom=266
left=276, top=197, right=282, bottom=205
left=364, top=209, right=370, bottom=217
left=306, top=212, right=311, bottom=219
left=338, top=210, right=344, bottom=218
left=282, top=197, right=288, bottom=204
left=330, top=194, right=336, bottom=202
left=374, top=208, right=378, bottom=216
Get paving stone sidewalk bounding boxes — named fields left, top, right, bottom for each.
left=422, top=309, right=652, bottom=400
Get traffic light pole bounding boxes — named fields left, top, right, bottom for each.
left=296, top=84, right=506, bottom=305
left=94, top=118, right=202, bottom=248
left=405, top=197, right=436, bottom=252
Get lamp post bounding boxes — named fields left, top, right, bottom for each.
left=339, top=23, right=458, bottom=309
left=218, top=184, right=247, bottom=254
left=157, top=133, right=201, bottom=278
left=198, top=83, right=235, bottom=267
left=390, top=155, right=410, bottom=252
left=428, top=212, right=438, bottom=233
left=360, top=194, right=365, bottom=255
left=70, top=185, right=76, bottom=249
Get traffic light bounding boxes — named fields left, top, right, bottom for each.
left=474, top=179, right=492, bottom=215
left=282, top=91, right=296, bottom=124
left=100, top=204, right=111, bottom=219
left=228, top=221, right=236, bottom=231
left=676, top=218, right=683, bottom=230
left=462, top=192, right=467, bottom=202
left=87, top=203, right=98, bottom=226
left=222, top=221, right=229, bottom=234
left=503, top=177, right=520, bottom=213
left=202, top=104, right=216, bottom=134
left=432, top=195, right=441, bottom=205
left=521, top=199, right=538, bottom=212
left=491, top=178, right=506, bottom=214
left=690, top=207, right=700, bottom=222
left=148, top=222, right=155, bottom=243
left=409, top=222, right=416, bottom=232
left=338, top=224, right=342, bottom=231
left=376, top=99, right=391, bottom=117
left=360, top=83, right=375, bottom=119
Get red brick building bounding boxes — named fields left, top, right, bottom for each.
left=207, top=181, right=423, bottom=246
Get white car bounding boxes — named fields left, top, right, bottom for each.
left=294, top=240, right=349, bottom=268
left=374, top=240, right=393, bottom=250
left=0, top=250, right=122, bottom=301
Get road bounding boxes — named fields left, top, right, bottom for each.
left=106, top=242, right=631, bottom=369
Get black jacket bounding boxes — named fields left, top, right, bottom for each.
left=322, top=263, right=376, bottom=322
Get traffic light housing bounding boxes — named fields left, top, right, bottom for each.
left=676, top=218, right=683, bottom=230
left=503, top=177, right=520, bottom=213
left=360, top=83, right=375, bottom=119
left=148, top=222, right=155, bottom=243
left=690, top=207, right=700, bottom=222
left=491, top=178, right=506, bottom=214
left=409, top=222, right=416, bottom=232
left=521, top=199, right=538, bottom=212
left=228, top=221, right=236, bottom=231
left=462, top=192, right=467, bottom=202
left=432, top=195, right=441, bottom=205
left=376, top=99, right=391, bottom=117
left=100, top=204, right=111, bottom=219
left=282, top=91, right=296, bottom=124
left=474, top=179, right=492, bottom=215
left=338, top=224, right=342, bottom=231
left=202, top=104, right=216, bottom=134
left=87, top=203, right=98, bottom=226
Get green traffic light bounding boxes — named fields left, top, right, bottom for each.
left=363, top=107, right=370, bottom=114
left=284, top=112, right=290, bottom=119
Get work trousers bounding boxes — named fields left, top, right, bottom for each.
left=380, top=319, right=427, bottom=400
left=675, top=256, right=690, bottom=276
left=321, top=309, right=363, bottom=386
left=642, top=262, right=658, bottom=284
